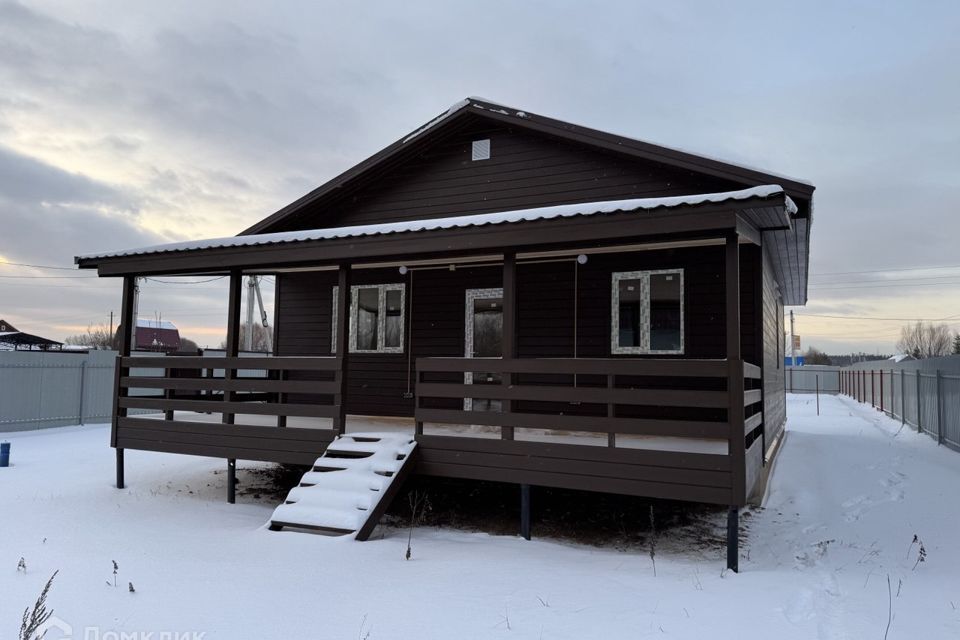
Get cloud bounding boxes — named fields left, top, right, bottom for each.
left=0, top=0, right=958, bottom=352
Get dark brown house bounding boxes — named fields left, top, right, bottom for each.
left=76, top=98, right=813, bottom=570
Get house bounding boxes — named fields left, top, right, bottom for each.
left=0, top=318, right=63, bottom=351
left=130, top=318, right=181, bottom=352
left=75, top=98, right=814, bottom=570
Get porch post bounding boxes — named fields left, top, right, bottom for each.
left=334, top=264, right=351, bottom=435
left=725, top=232, right=744, bottom=573
left=520, top=484, right=531, bottom=540
left=501, top=251, right=517, bottom=441
left=224, top=269, right=242, bottom=504
left=114, top=275, right=136, bottom=490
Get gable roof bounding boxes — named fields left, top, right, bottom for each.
left=242, top=96, right=814, bottom=236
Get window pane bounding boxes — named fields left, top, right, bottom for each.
left=355, top=287, right=379, bottom=350
left=649, top=273, right=682, bottom=351
left=617, top=278, right=643, bottom=348
left=384, top=289, right=403, bottom=348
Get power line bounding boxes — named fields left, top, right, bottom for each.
left=811, top=263, right=960, bottom=277
left=0, top=274, right=98, bottom=279
left=810, top=281, right=960, bottom=291
left=797, top=313, right=960, bottom=322
left=144, top=276, right=226, bottom=285
left=0, top=260, right=78, bottom=271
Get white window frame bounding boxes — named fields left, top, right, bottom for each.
left=610, top=269, right=684, bottom=355
left=332, top=283, right=405, bottom=354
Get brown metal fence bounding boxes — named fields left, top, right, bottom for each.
left=839, top=359, right=960, bottom=452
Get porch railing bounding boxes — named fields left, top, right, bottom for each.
left=415, top=357, right=760, bottom=440
left=413, top=357, right=762, bottom=505
left=112, top=355, right=343, bottom=465
left=115, top=355, right=342, bottom=422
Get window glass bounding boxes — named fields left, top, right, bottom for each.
left=649, top=273, right=682, bottom=351
left=617, top=278, right=644, bottom=349
left=332, top=284, right=404, bottom=353
left=355, top=287, right=379, bottom=351
left=384, top=288, right=403, bottom=349
left=612, top=270, right=683, bottom=354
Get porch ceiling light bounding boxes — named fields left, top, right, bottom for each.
left=577, top=254, right=588, bottom=265
left=398, top=265, right=409, bottom=275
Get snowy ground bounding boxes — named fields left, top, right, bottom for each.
left=1, top=394, right=958, bottom=639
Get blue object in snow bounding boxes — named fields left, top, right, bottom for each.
left=0, top=442, right=9, bottom=467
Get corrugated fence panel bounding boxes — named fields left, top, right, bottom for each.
left=919, top=373, right=938, bottom=438
left=784, top=366, right=841, bottom=394
left=0, top=351, right=118, bottom=432
left=942, top=375, right=960, bottom=449
left=841, top=357, right=960, bottom=454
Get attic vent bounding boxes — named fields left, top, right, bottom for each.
left=471, top=139, right=491, bottom=161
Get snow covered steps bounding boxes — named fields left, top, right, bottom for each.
left=268, top=432, right=417, bottom=540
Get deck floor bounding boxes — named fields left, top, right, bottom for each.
left=138, top=411, right=728, bottom=455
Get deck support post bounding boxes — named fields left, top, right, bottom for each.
left=520, top=484, right=531, bottom=540
left=725, top=232, right=744, bottom=571
left=501, top=251, right=517, bottom=440
left=726, top=506, right=739, bottom=572
left=113, top=275, right=136, bottom=489
left=116, top=449, right=124, bottom=489
left=334, top=264, right=352, bottom=435
left=227, top=458, right=236, bottom=504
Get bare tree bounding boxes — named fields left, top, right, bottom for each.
left=63, top=323, right=118, bottom=350
left=803, top=346, right=832, bottom=365
left=219, top=324, right=272, bottom=352
left=896, top=321, right=952, bottom=359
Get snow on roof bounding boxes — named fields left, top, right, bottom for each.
left=465, top=97, right=814, bottom=188
left=77, top=185, right=792, bottom=263
left=402, top=98, right=471, bottom=143
left=136, top=319, right=177, bottom=330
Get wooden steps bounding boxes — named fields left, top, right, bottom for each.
left=269, top=432, right=417, bottom=539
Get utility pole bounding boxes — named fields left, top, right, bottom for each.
left=253, top=276, right=273, bottom=353
left=131, top=278, right=140, bottom=353
left=109, top=311, right=114, bottom=342
left=245, top=275, right=256, bottom=352
left=790, top=309, right=796, bottom=367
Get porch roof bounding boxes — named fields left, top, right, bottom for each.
left=75, top=184, right=807, bottom=303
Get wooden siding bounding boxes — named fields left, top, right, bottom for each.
left=275, top=245, right=761, bottom=417
left=267, top=118, right=741, bottom=233
left=762, top=242, right=787, bottom=448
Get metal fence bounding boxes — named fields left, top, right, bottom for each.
left=840, top=356, right=960, bottom=452
left=0, top=350, right=118, bottom=431
left=785, top=366, right=842, bottom=394
left=0, top=349, right=275, bottom=432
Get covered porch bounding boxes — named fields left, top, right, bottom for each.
left=79, top=186, right=797, bottom=569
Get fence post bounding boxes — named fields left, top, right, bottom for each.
left=816, top=375, right=820, bottom=416
left=936, top=370, right=943, bottom=445
left=900, top=370, right=905, bottom=425
left=879, top=370, right=884, bottom=413
left=916, top=371, right=922, bottom=433
left=77, top=359, right=87, bottom=426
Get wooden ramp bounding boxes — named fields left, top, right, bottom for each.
left=269, top=432, right=417, bottom=540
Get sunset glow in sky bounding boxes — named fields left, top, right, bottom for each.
left=1, top=1, right=958, bottom=354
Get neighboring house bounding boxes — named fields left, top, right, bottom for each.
left=76, top=98, right=815, bottom=570
left=130, top=318, right=181, bottom=352
left=0, top=318, right=63, bottom=351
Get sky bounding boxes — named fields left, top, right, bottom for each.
left=0, top=0, right=958, bottom=353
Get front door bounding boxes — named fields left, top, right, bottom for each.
left=464, top=288, right=503, bottom=411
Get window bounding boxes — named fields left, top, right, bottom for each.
left=611, top=270, right=683, bottom=354
left=331, top=284, right=405, bottom=354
